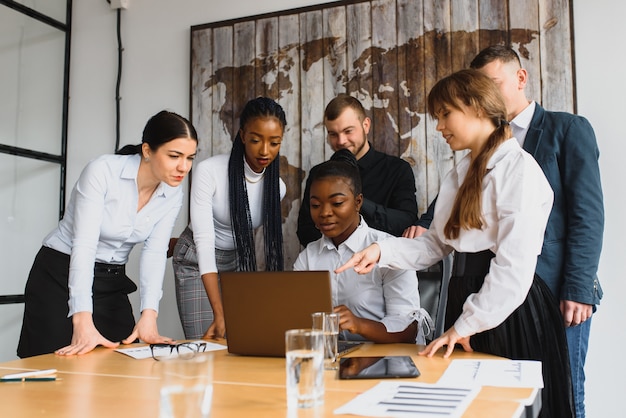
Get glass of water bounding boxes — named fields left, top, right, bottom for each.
left=312, top=312, right=340, bottom=370
left=159, top=353, right=213, bottom=418
left=285, top=329, right=324, bottom=408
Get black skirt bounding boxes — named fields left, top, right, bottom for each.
left=17, top=246, right=137, bottom=358
left=445, top=250, right=575, bottom=418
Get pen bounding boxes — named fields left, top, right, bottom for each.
left=1, top=377, right=57, bottom=382
left=1, top=368, right=57, bottom=380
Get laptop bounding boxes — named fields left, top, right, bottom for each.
left=221, top=270, right=336, bottom=357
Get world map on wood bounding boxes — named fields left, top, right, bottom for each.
left=190, top=0, right=574, bottom=267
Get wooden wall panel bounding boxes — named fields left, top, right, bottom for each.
left=190, top=0, right=575, bottom=269
left=397, top=0, right=429, bottom=213
left=371, top=0, right=399, bottom=155
left=345, top=1, right=373, bottom=133
left=210, top=27, right=234, bottom=156
left=540, top=0, right=574, bottom=112
left=510, top=0, right=541, bottom=108
left=190, top=29, right=212, bottom=158
left=256, top=17, right=279, bottom=99
left=233, top=21, right=255, bottom=134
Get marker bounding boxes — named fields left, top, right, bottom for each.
left=1, top=369, right=57, bottom=380
left=1, top=377, right=57, bottom=382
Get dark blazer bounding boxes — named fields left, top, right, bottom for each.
left=523, top=104, right=604, bottom=306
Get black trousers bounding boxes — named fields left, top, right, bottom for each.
left=17, top=246, right=137, bottom=358
left=445, top=250, right=575, bottom=418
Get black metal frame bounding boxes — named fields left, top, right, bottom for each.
left=0, top=0, right=72, bottom=303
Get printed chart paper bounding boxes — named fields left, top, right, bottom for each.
left=334, top=381, right=479, bottom=417
left=437, top=359, right=544, bottom=388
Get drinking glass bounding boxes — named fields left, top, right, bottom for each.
left=285, top=329, right=324, bottom=408
left=159, top=353, right=213, bottom=418
left=312, top=312, right=340, bottom=370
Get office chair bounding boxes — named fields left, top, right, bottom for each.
left=417, top=253, right=452, bottom=342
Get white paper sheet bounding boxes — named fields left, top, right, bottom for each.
left=115, top=341, right=227, bottom=359
left=334, top=381, right=480, bottom=418
left=437, top=359, right=543, bottom=388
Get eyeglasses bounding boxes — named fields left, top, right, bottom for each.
left=149, top=342, right=207, bottom=361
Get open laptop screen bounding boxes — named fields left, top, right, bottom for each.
left=220, top=270, right=333, bottom=357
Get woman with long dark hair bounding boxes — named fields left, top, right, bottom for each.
left=337, top=69, right=574, bottom=417
left=18, top=110, right=198, bottom=358
left=173, top=97, right=286, bottom=339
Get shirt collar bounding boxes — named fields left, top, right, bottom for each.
left=243, top=156, right=265, bottom=181
left=120, top=154, right=168, bottom=198
left=355, top=142, right=376, bottom=170
left=317, top=216, right=369, bottom=253
left=455, top=137, right=520, bottom=176
left=486, top=138, right=520, bottom=170
left=511, top=100, right=536, bottom=131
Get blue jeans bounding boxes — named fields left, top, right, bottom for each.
left=566, top=317, right=591, bottom=418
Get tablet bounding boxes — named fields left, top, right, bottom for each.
left=338, top=355, right=420, bottom=379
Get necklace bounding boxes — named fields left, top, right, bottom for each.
left=245, top=173, right=264, bottom=184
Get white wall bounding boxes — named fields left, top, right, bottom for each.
left=572, top=0, right=626, bottom=415
left=4, top=0, right=623, bottom=415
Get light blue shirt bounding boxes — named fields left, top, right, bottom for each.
left=293, top=218, right=429, bottom=344
left=43, top=154, right=183, bottom=316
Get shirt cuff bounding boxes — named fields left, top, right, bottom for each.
left=68, top=298, right=93, bottom=317
left=377, top=239, right=394, bottom=268
left=453, top=317, right=473, bottom=338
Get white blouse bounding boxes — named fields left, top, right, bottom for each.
left=377, top=138, right=553, bottom=338
left=294, top=218, right=429, bottom=344
left=43, top=154, right=183, bottom=316
left=189, top=153, right=286, bottom=275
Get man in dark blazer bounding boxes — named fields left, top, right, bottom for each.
left=471, top=45, right=604, bottom=418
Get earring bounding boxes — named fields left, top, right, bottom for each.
left=144, top=156, right=150, bottom=162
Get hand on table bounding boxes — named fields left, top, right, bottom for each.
left=418, top=326, right=473, bottom=358
left=56, top=312, right=119, bottom=356
left=122, top=309, right=174, bottom=345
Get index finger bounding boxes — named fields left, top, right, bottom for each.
left=334, top=254, right=361, bottom=274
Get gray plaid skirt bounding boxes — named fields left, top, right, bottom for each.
left=172, top=226, right=237, bottom=339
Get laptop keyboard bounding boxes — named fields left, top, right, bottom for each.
left=337, top=340, right=364, bottom=356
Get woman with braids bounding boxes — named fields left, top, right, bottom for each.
left=337, top=69, right=574, bottom=417
left=294, top=149, right=431, bottom=344
left=173, top=97, right=286, bottom=340
left=18, top=110, right=198, bottom=358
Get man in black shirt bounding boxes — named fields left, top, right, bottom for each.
left=297, top=94, right=420, bottom=247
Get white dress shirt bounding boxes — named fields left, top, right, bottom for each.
left=377, top=138, right=553, bottom=338
left=294, top=218, right=429, bottom=344
left=510, top=100, right=536, bottom=147
left=43, top=154, right=183, bottom=316
left=189, top=154, right=286, bottom=275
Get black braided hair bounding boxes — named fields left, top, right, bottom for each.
left=309, top=148, right=363, bottom=197
left=228, top=97, right=286, bottom=271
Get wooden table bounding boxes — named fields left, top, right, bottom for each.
left=0, top=341, right=539, bottom=417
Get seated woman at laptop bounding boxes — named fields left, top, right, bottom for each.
left=293, top=149, right=431, bottom=344
left=172, top=97, right=286, bottom=340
